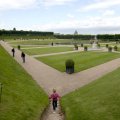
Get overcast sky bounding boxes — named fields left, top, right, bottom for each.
left=0, top=0, right=120, bottom=34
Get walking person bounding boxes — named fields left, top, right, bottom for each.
left=11, top=48, right=15, bottom=57
left=49, top=89, right=60, bottom=111
left=21, top=52, right=25, bottom=63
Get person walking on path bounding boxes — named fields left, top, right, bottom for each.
left=21, top=52, right=25, bottom=63
left=11, top=48, right=15, bottom=57
left=49, top=89, right=60, bottom=111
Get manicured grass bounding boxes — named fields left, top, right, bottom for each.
left=0, top=46, right=48, bottom=120
left=22, top=47, right=73, bottom=55
left=8, top=39, right=93, bottom=45
left=61, top=67, right=120, bottom=120
left=37, top=51, right=120, bottom=72
left=9, top=39, right=75, bottom=45
left=11, top=45, right=47, bottom=49
left=118, top=47, right=120, bottom=51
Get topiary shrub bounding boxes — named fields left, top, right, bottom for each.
left=113, top=46, right=118, bottom=51
left=18, top=45, right=21, bottom=50
left=97, top=44, right=100, bottom=48
left=81, top=43, right=84, bottom=47
left=74, top=44, right=78, bottom=50
left=65, top=59, right=74, bottom=74
left=106, top=44, right=109, bottom=48
left=84, top=46, right=88, bottom=51
left=51, top=42, right=53, bottom=46
left=108, top=46, right=112, bottom=52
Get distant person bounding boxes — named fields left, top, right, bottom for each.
left=18, top=45, right=21, bottom=50
left=11, top=48, right=15, bottom=57
left=49, top=89, right=60, bottom=111
left=21, top=52, right=25, bottom=63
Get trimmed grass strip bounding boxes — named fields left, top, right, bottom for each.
left=37, top=51, right=120, bottom=72
left=61, top=67, right=120, bottom=120
left=0, top=45, right=48, bottom=120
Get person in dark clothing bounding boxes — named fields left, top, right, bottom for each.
left=21, top=52, right=25, bottom=63
left=49, top=89, right=60, bottom=111
left=11, top=48, right=15, bottom=57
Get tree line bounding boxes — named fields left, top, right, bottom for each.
left=0, top=29, right=120, bottom=41
left=55, top=34, right=120, bottom=41
left=0, top=30, right=54, bottom=39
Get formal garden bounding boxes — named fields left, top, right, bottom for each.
left=1, top=36, right=120, bottom=120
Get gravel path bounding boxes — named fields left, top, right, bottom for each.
left=41, top=101, right=64, bottom=120
left=1, top=41, right=120, bottom=120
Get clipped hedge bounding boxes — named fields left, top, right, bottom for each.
left=65, top=59, right=74, bottom=74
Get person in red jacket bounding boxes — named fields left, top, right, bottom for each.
left=49, top=89, right=60, bottom=110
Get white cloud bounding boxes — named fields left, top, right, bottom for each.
left=41, top=0, right=76, bottom=7
left=102, top=10, right=115, bottom=16
left=67, top=14, right=74, bottom=18
left=0, top=0, right=37, bottom=10
left=0, top=0, right=76, bottom=10
left=79, top=0, right=120, bottom=12
left=2, top=15, right=120, bottom=34
left=29, top=15, right=120, bottom=34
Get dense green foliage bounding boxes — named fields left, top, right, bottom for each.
left=0, top=30, right=53, bottom=37
left=0, top=46, right=48, bottom=120
left=61, top=67, right=120, bottom=120
left=37, top=52, right=120, bottom=72
left=65, top=59, right=74, bottom=67
left=113, top=46, right=118, bottom=51
left=55, top=34, right=94, bottom=40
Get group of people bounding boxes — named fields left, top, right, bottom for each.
left=11, top=48, right=26, bottom=63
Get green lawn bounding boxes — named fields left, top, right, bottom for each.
left=0, top=46, right=48, bottom=120
left=11, top=45, right=47, bottom=49
left=22, top=47, right=73, bottom=55
left=37, top=51, right=120, bottom=72
left=61, top=67, right=120, bottom=120
left=8, top=39, right=74, bottom=45
left=8, top=39, right=93, bottom=45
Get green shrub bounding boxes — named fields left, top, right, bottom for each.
left=80, top=43, right=84, bottom=47
left=97, top=44, right=100, bottom=48
left=108, top=46, right=112, bottom=52
left=106, top=44, right=109, bottom=48
left=74, top=44, right=78, bottom=50
left=66, top=59, right=74, bottom=67
left=65, top=59, right=74, bottom=74
left=113, top=46, right=118, bottom=51
left=84, top=46, right=88, bottom=51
